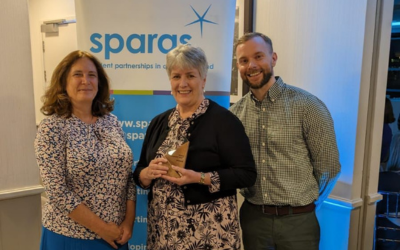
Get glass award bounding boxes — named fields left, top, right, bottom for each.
left=163, top=141, right=190, bottom=178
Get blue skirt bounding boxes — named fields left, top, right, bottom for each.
left=40, top=226, right=128, bottom=250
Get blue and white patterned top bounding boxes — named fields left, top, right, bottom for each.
left=35, top=113, right=135, bottom=239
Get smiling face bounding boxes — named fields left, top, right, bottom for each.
left=236, top=36, right=277, bottom=91
left=170, top=67, right=206, bottom=112
left=66, top=57, right=98, bottom=110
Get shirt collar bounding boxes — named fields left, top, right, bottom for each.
left=169, top=98, right=210, bottom=126
left=249, top=76, right=285, bottom=104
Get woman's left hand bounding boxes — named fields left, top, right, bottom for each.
left=161, top=165, right=202, bottom=186
left=116, top=219, right=133, bottom=245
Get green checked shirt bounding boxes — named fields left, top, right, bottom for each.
left=230, top=77, right=341, bottom=207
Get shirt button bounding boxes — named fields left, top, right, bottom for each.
left=262, top=159, right=265, bottom=163
left=191, top=121, right=194, bottom=125
left=188, top=133, right=191, bottom=137
left=271, top=98, right=275, bottom=102
left=262, top=142, right=265, bottom=146
left=264, top=193, right=268, bottom=197
left=262, top=125, right=265, bottom=129
left=263, top=177, right=266, bottom=181
left=262, top=108, right=266, bottom=111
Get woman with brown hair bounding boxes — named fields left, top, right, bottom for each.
left=35, top=50, right=135, bottom=250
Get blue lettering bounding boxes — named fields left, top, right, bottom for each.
left=148, top=34, right=158, bottom=53
left=105, top=34, right=124, bottom=59
left=158, top=34, right=177, bottom=54
left=90, top=33, right=192, bottom=59
left=90, top=33, right=103, bottom=53
left=180, top=34, right=192, bottom=44
left=126, top=34, right=145, bottom=54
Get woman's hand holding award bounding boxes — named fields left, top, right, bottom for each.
left=163, top=141, right=189, bottom=178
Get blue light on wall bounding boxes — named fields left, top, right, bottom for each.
left=317, top=200, right=352, bottom=250
left=392, top=22, right=400, bottom=33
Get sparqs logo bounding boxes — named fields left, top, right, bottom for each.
left=89, top=4, right=217, bottom=60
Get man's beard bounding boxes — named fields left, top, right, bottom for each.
left=243, top=71, right=272, bottom=90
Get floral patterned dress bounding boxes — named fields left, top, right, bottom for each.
left=35, top=113, right=135, bottom=239
left=147, top=99, right=241, bottom=250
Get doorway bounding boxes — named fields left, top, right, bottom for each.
left=375, top=0, right=400, bottom=249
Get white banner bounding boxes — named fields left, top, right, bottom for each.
left=75, top=0, right=235, bottom=93
left=75, top=0, right=236, bottom=248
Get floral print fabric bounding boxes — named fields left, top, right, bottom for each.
left=147, top=99, right=241, bottom=250
left=35, top=113, right=135, bottom=239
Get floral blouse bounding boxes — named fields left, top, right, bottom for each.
left=147, top=99, right=241, bottom=249
left=35, top=113, right=135, bottom=239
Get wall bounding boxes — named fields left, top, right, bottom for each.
left=359, top=1, right=394, bottom=249
left=254, top=0, right=392, bottom=249
left=0, top=0, right=43, bottom=249
left=29, top=0, right=76, bottom=125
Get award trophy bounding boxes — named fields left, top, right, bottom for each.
left=163, top=141, right=189, bottom=178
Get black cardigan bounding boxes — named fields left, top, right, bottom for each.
left=133, top=100, right=256, bottom=206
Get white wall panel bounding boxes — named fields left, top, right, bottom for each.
left=254, top=0, right=369, bottom=191
left=0, top=0, right=41, bottom=192
left=0, top=0, right=43, bottom=249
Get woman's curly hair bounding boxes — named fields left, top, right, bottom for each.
left=40, top=50, right=114, bottom=117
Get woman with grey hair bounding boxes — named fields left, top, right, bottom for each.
left=133, top=44, right=256, bottom=249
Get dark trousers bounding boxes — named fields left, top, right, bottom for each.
left=240, top=200, right=320, bottom=250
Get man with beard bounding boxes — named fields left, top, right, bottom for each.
left=230, top=32, right=341, bottom=250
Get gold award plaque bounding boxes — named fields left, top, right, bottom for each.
left=163, top=141, right=189, bottom=178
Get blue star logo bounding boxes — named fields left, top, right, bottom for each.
left=186, top=5, right=217, bottom=37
